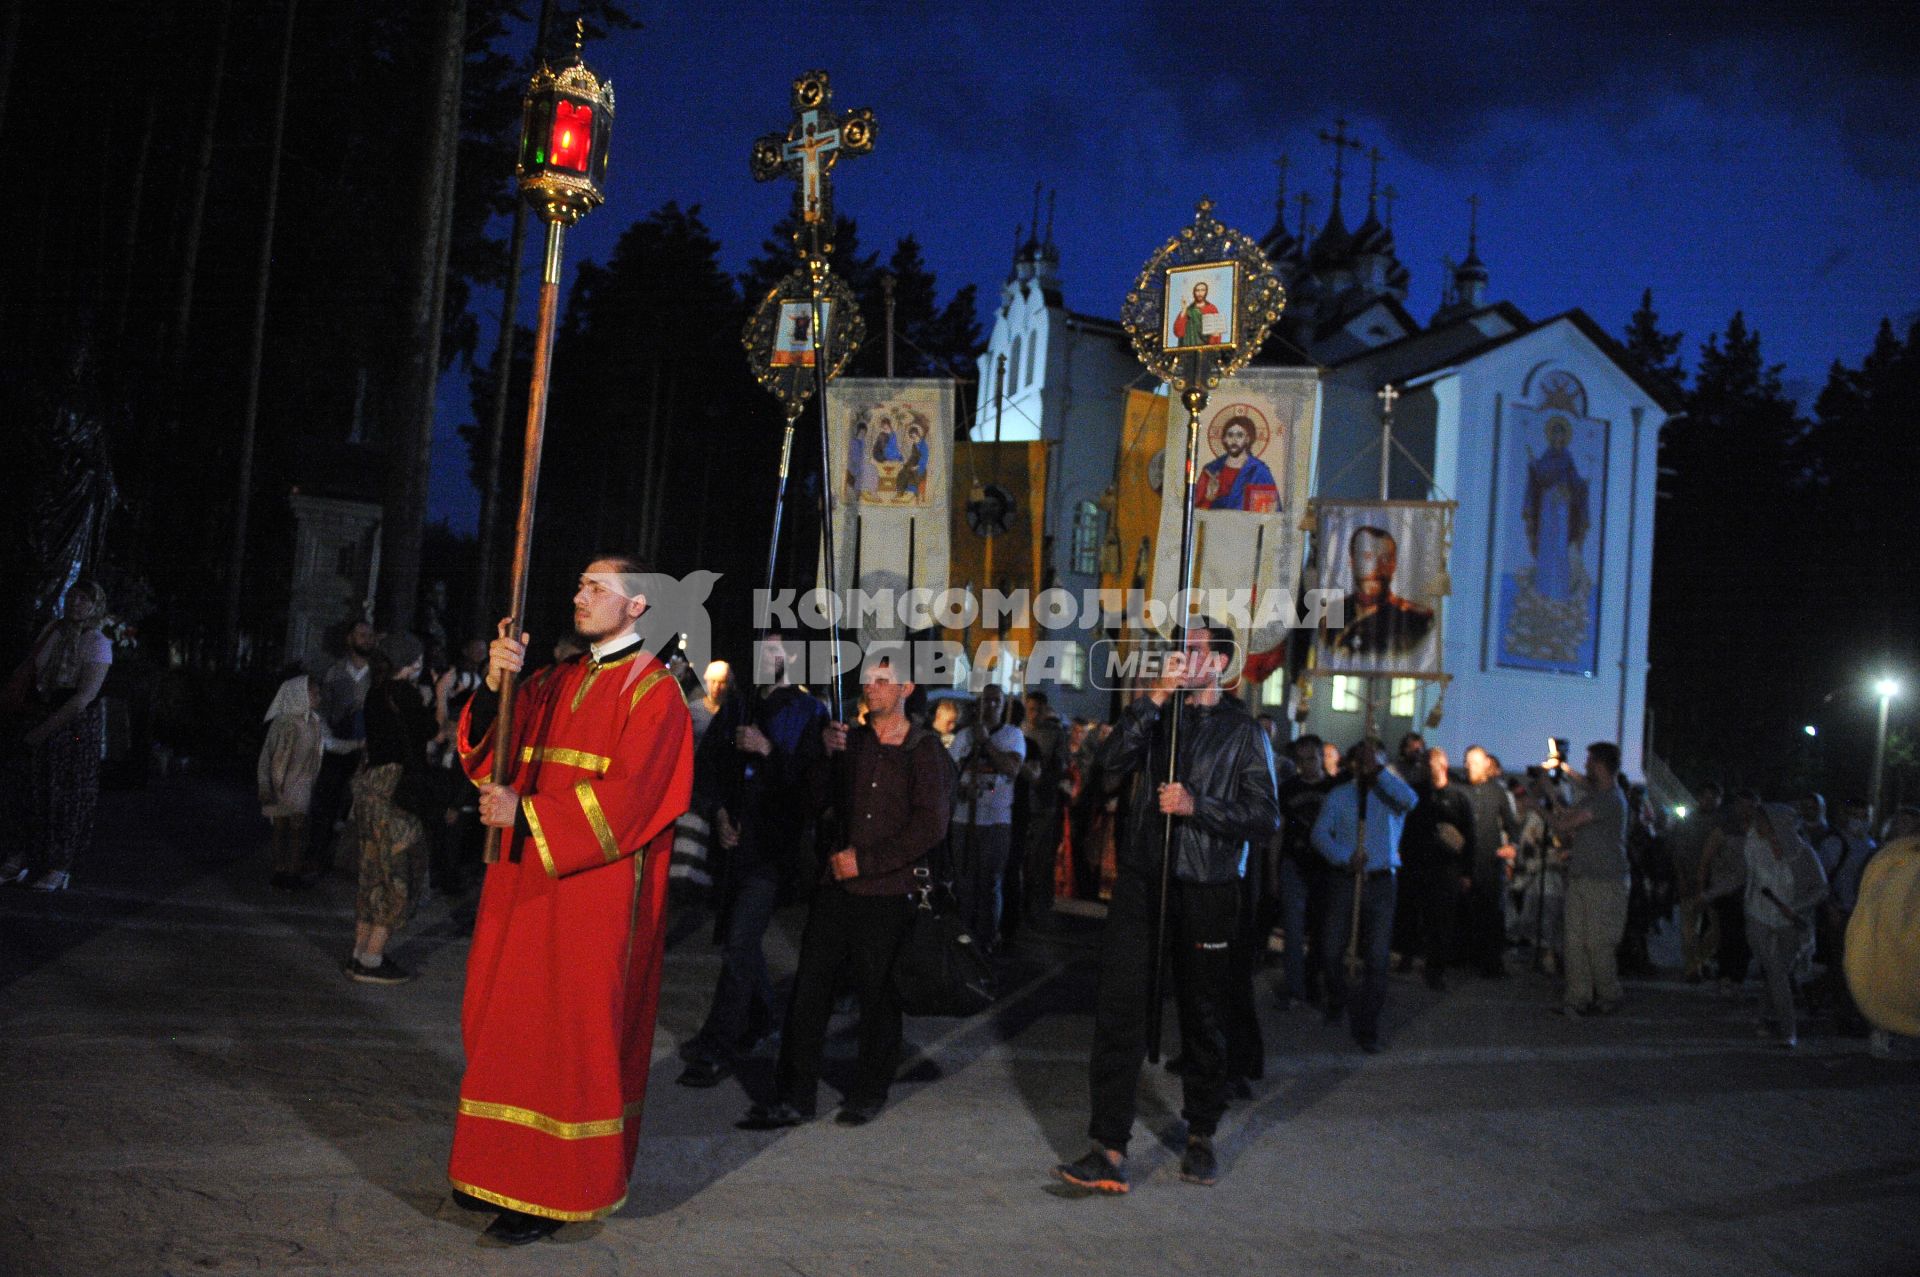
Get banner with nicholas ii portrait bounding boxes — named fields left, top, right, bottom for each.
left=1311, top=499, right=1452, bottom=678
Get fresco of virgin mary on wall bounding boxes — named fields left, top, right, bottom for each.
left=1493, top=370, right=1608, bottom=676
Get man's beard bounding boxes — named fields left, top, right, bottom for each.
left=574, top=615, right=628, bottom=644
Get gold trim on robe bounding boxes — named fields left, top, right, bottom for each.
left=628, top=668, right=673, bottom=714
left=449, top=1176, right=627, bottom=1223
left=457, top=1098, right=625, bottom=1140
left=522, top=797, right=559, bottom=878
left=519, top=746, right=612, bottom=774
left=577, top=781, right=620, bottom=862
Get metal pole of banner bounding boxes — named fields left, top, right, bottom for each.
left=1146, top=378, right=1207, bottom=1063
left=483, top=219, right=565, bottom=865
left=762, top=411, right=801, bottom=629
left=809, top=255, right=845, bottom=723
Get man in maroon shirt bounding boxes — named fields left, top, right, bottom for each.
left=739, top=657, right=954, bottom=1129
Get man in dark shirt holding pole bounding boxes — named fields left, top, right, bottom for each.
left=739, top=656, right=953, bottom=1130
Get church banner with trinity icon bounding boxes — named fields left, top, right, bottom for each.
left=1149, top=367, right=1319, bottom=676
left=1312, top=499, right=1452, bottom=679
left=822, top=378, right=955, bottom=638
left=1491, top=369, right=1608, bottom=676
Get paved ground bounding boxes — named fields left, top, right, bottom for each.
left=2, top=777, right=1917, bottom=1277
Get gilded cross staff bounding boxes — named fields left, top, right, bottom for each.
left=750, top=72, right=875, bottom=721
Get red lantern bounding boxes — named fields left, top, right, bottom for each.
left=517, top=30, right=614, bottom=225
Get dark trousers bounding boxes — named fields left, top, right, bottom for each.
left=690, top=855, right=782, bottom=1064
left=1406, top=866, right=1460, bottom=975
left=951, top=821, right=1012, bottom=943
left=1324, top=870, right=1398, bottom=1046
left=1224, top=873, right=1266, bottom=1080
left=1023, top=802, right=1063, bottom=923
left=1088, top=866, right=1238, bottom=1153
left=1712, top=893, right=1751, bottom=983
left=307, top=751, right=359, bottom=870
left=774, top=887, right=913, bottom=1113
left=1277, top=853, right=1328, bottom=1002
left=1467, top=863, right=1508, bottom=973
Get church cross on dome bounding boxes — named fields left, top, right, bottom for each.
left=1317, top=117, right=1366, bottom=217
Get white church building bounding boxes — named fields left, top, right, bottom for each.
left=963, top=161, right=1677, bottom=780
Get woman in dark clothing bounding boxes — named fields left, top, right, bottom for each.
left=2, top=580, right=113, bottom=892
left=346, top=633, right=435, bottom=984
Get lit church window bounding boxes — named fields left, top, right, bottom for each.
left=1390, top=678, right=1416, bottom=716
left=1331, top=676, right=1360, bottom=713
left=1070, top=500, right=1105, bottom=575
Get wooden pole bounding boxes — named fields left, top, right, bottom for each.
left=1145, top=381, right=1206, bottom=1063
left=810, top=261, right=844, bottom=722
left=482, top=219, right=565, bottom=864
left=471, top=0, right=553, bottom=636
left=222, top=0, right=298, bottom=663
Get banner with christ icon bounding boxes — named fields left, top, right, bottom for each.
left=1149, top=367, right=1319, bottom=680
left=1492, top=369, right=1608, bottom=676
left=821, top=378, right=955, bottom=639
left=1311, top=499, right=1453, bottom=678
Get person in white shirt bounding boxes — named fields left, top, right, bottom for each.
left=948, top=684, right=1026, bottom=943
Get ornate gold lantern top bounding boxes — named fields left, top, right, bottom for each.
left=517, top=23, right=616, bottom=226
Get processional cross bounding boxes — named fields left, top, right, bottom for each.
left=751, top=71, right=875, bottom=253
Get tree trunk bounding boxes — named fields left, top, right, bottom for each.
left=221, top=0, right=299, bottom=664
left=379, top=0, right=467, bottom=632
left=469, top=0, right=553, bottom=635
left=170, top=0, right=232, bottom=379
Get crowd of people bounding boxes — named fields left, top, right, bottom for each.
left=5, top=563, right=1913, bottom=1240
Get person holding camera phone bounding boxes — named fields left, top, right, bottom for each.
left=1547, top=741, right=1631, bottom=1016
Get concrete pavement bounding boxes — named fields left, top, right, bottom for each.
left=2, top=777, right=1916, bottom=1276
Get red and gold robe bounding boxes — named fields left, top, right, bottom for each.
left=448, top=647, right=692, bottom=1221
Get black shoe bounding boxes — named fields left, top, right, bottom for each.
left=1179, top=1136, right=1219, bottom=1186
left=1162, top=1053, right=1190, bottom=1076
left=269, top=872, right=299, bottom=892
left=1323, top=1005, right=1345, bottom=1027
left=1054, top=1147, right=1128, bottom=1194
left=1228, top=1076, right=1254, bottom=1100
left=481, top=1208, right=560, bottom=1246
left=675, top=1058, right=734, bottom=1089
left=1357, top=1036, right=1384, bottom=1054
left=737, top=1101, right=807, bottom=1131
left=834, top=1101, right=882, bottom=1127
left=347, top=957, right=413, bottom=984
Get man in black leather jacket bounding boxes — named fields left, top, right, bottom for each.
left=1054, top=622, right=1279, bottom=1194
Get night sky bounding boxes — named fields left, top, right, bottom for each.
left=429, top=1, right=1920, bottom=530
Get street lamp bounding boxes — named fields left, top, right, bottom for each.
left=1870, top=677, right=1901, bottom=825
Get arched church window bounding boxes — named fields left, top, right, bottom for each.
left=1008, top=336, right=1022, bottom=394
left=1026, top=331, right=1038, bottom=386
left=1070, top=500, right=1105, bottom=576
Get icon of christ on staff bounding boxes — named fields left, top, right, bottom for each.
left=1195, top=409, right=1278, bottom=513
left=1164, top=262, right=1236, bottom=349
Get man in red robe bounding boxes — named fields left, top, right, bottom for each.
left=450, top=555, right=693, bottom=1245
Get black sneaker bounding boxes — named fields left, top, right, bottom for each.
left=347, top=957, right=413, bottom=984
left=736, top=1101, right=808, bottom=1131
left=675, top=1058, right=734, bottom=1089
left=1054, top=1147, right=1128, bottom=1194
left=834, top=1101, right=882, bottom=1127
left=1179, top=1136, right=1219, bottom=1186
